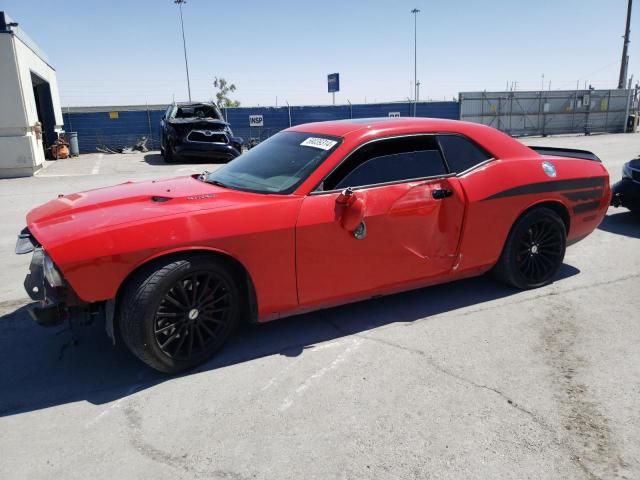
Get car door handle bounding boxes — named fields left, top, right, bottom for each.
left=432, top=188, right=453, bottom=200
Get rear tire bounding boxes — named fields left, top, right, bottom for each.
left=119, top=254, right=242, bottom=374
left=492, top=207, right=567, bottom=289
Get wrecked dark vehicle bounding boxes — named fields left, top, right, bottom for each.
left=611, top=158, right=640, bottom=213
left=160, top=102, right=243, bottom=163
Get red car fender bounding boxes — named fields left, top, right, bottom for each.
left=119, top=244, right=259, bottom=319
left=124, top=244, right=255, bottom=287
left=125, top=245, right=244, bottom=274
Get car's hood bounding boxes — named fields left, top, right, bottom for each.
left=626, top=158, right=640, bottom=169
left=27, top=175, right=261, bottom=248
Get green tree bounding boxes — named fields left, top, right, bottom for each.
left=213, top=77, right=241, bottom=108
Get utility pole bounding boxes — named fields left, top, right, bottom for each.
left=411, top=8, right=420, bottom=117
left=624, top=75, right=634, bottom=132
left=618, top=0, right=633, bottom=89
left=175, top=0, right=192, bottom=101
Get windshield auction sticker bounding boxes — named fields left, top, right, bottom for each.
left=300, top=137, right=338, bottom=150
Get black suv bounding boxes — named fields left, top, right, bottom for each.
left=160, top=102, right=243, bottom=162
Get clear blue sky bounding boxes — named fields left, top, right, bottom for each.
left=2, top=0, right=637, bottom=107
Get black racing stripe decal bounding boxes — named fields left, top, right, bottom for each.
left=573, top=201, right=601, bottom=214
left=562, top=188, right=603, bottom=201
left=483, top=177, right=606, bottom=201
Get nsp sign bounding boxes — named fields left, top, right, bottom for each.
left=327, top=73, right=340, bottom=93
left=249, top=115, right=263, bottom=127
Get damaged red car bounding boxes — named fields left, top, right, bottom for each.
left=16, top=118, right=611, bottom=373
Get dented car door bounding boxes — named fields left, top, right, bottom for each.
left=295, top=135, right=466, bottom=308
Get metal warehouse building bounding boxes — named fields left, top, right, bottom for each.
left=0, top=12, right=63, bottom=178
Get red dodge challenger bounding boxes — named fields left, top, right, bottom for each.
left=16, top=118, right=610, bottom=373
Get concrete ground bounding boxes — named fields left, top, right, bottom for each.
left=0, top=135, right=639, bottom=479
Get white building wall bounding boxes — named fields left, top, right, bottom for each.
left=0, top=31, right=63, bottom=178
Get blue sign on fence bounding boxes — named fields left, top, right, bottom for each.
left=328, top=73, right=340, bottom=93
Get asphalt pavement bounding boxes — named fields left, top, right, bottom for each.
left=0, top=135, right=639, bottom=479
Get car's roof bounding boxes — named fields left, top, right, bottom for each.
left=288, top=117, right=534, bottom=159
left=288, top=117, right=467, bottom=136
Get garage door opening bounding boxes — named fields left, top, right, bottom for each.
left=30, top=71, right=56, bottom=152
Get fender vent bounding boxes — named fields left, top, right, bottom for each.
left=151, top=196, right=171, bottom=203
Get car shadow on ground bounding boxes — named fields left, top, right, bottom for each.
left=143, top=153, right=228, bottom=166
left=0, top=265, right=580, bottom=418
left=598, top=211, right=640, bottom=238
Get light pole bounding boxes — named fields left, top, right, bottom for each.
left=411, top=8, right=420, bottom=116
left=175, top=0, right=192, bottom=101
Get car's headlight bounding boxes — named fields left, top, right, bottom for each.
left=622, top=163, right=632, bottom=179
left=43, top=253, right=64, bottom=287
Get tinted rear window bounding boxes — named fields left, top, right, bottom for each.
left=438, top=135, right=491, bottom=173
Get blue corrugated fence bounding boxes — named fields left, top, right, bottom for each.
left=63, top=101, right=460, bottom=153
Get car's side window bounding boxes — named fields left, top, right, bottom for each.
left=323, top=136, right=448, bottom=191
left=437, top=134, right=491, bottom=174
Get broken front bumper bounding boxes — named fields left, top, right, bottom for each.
left=22, top=247, right=67, bottom=327
left=17, top=229, right=68, bottom=327
left=17, top=229, right=110, bottom=331
left=174, top=142, right=241, bottom=161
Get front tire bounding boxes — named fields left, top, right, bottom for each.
left=492, top=207, right=567, bottom=289
left=119, top=255, right=242, bottom=373
left=164, top=141, right=176, bottom=163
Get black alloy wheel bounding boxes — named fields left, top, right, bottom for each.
left=119, top=255, right=242, bottom=373
left=154, top=272, right=233, bottom=361
left=514, top=218, right=565, bottom=285
left=493, top=207, right=567, bottom=289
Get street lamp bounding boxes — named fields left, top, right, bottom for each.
left=175, top=0, right=192, bottom=101
left=411, top=8, right=420, bottom=116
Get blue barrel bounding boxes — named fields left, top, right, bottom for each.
left=68, top=132, right=79, bottom=156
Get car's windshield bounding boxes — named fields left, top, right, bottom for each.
left=205, top=131, right=341, bottom=194
left=175, top=103, right=222, bottom=119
